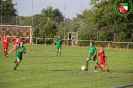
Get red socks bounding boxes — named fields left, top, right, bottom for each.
left=4, top=51, right=8, bottom=57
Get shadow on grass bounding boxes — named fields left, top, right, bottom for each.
left=108, top=77, right=120, bottom=78
left=47, top=69, right=73, bottom=71
left=123, top=70, right=133, bottom=73
left=25, top=55, right=85, bottom=58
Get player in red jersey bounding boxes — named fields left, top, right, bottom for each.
left=8, top=37, right=20, bottom=54
left=1, top=35, right=10, bottom=57
left=95, top=45, right=110, bottom=72
left=12, top=37, right=20, bottom=52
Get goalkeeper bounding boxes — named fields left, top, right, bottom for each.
left=55, top=35, right=62, bottom=57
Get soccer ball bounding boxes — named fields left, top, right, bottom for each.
left=81, top=66, right=86, bottom=71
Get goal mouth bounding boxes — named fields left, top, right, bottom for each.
left=0, top=25, right=34, bottom=44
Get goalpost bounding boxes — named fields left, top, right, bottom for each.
left=0, top=25, right=34, bottom=44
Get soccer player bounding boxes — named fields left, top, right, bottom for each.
left=95, top=45, right=110, bottom=72
left=84, top=41, right=101, bottom=71
left=8, top=37, right=20, bottom=54
left=12, top=37, right=20, bottom=52
left=55, top=35, right=62, bottom=57
left=12, top=41, right=26, bottom=70
left=1, top=35, right=10, bottom=57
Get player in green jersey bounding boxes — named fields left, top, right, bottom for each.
left=13, top=41, right=26, bottom=70
left=55, top=35, right=62, bottom=57
left=84, top=41, right=101, bottom=71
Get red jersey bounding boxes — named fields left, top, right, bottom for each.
left=98, top=50, right=106, bottom=65
left=12, top=41, right=20, bottom=52
left=13, top=41, right=20, bottom=46
left=1, top=37, right=10, bottom=50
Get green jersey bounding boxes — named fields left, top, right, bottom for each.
left=16, top=46, right=26, bottom=58
left=88, top=46, right=96, bottom=56
left=55, top=38, right=62, bottom=47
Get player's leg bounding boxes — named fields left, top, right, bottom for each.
left=2, top=45, right=5, bottom=56
left=56, top=46, right=59, bottom=55
left=85, top=57, right=91, bottom=70
left=59, top=46, right=61, bottom=56
left=105, top=64, right=110, bottom=72
left=96, top=62, right=104, bottom=71
left=3, top=45, right=7, bottom=56
left=3, top=49, right=8, bottom=57
left=13, top=57, right=20, bottom=70
left=56, top=50, right=58, bottom=55
left=94, top=57, right=100, bottom=66
left=59, top=48, right=61, bottom=56
left=5, top=46, right=8, bottom=57
left=3, top=49, right=6, bottom=56
left=94, top=57, right=102, bottom=71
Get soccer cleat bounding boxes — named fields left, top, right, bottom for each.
left=95, top=66, right=97, bottom=70
left=13, top=68, right=16, bottom=71
left=6, top=54, right=8, bottom=57
left=84, top=68, right=88, bottom=71
left=106, top=69, right=110, bottom=73
left=94, top=66, right=99, bottom=72
left=94, top=70, right=99, bottom=72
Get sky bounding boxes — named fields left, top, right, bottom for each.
left=12, top=0, right=91, bottom=19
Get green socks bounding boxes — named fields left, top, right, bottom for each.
left=85, top=61, right=99, bottom=69
left=96, top=62, right=100, bottom=66
left=86, top=61, right=89, bottom=68
left=59, top=52, right=61, bottom=55
left=14, top=62, right=19, bottom=69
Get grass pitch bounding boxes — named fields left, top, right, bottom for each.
left=0, top=44, right=133, bottom=88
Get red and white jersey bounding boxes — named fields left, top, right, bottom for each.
left=1, top=37, right=9, bottom=44
left=98, top=50, right=107, bottom=65
left=13, top=41, right=20, bottom=46
left=98, top=50, right=105, bottom=59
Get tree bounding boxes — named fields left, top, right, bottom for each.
left=81, top=0, right=133, bottom=42
left=41, top=6, right=64, bottom=24
left=19, top=6, right=64, bottom=42
left=44, top=21, right=57, bottom=38
left=0, top=0, right=17, bottom=25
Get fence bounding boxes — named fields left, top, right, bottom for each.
left=32, top=38, right=133, bottom=50
left=77, top=40, right=133, bottom=50
left=1, top=35, right=132, bottom=49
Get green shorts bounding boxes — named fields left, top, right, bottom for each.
left=15, top=55, right=22, bottom=60
left=87, top=55, right=97, bottom=61
left=56, top=45, right=62, bottom=50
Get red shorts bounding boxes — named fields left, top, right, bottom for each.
left=3, top=44, right=8, bottom=51
left=100, top=58, right=106, bottom=65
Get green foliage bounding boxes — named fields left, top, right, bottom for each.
left=44, top=20, right=57, bottom=38
left=0, top=0, right=17, bottom=25
left=78, top=0, right=133, bottom=46
left=17, top=0, right=133, bottom=46
left=41, top=6, right=64, bottom=24
left=19, top=7, right=64, bottom=44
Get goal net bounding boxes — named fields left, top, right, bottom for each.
left=0, top=25, right=34, bottom=44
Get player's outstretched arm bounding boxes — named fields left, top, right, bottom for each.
left=8, top=47, right=15, bottom=54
